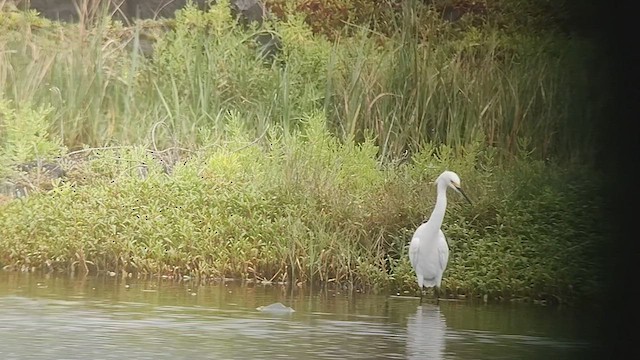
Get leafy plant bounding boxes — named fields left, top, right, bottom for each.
left=0, top=99, right=65, bottom=165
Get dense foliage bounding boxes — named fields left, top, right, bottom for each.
left=0, top=0, right=607, bottom=305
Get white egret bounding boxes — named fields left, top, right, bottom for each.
left=409, top=170, right=471, bottom=303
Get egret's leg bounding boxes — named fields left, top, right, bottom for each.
left=419, top=287, right=424, bottom=304
left=435, top=287, right=440, bottom=304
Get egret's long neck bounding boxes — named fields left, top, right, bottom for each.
left=427, top=182, right=448, bottom=229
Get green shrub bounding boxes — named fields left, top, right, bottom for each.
left=0, top=99, right=66, bottom=167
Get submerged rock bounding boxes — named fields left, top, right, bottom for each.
left=256, top=302, right=295, bottom=313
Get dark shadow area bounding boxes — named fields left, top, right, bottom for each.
left=591, top=0, right=635, bottom=358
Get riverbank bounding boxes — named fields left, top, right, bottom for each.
left=0, top=122, right=605, bottom=305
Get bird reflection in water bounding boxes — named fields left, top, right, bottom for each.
left=406, top=304, right=447, bottom=360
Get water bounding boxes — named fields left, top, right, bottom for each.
left=0, top=272, right=599, bottom=359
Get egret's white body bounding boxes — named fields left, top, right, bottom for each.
left=409, top=171, right=470, bottom=301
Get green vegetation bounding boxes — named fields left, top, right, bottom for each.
left=0, top=0, right=606, bottom=305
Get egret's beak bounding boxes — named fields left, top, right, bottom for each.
left=455, top=186, right=472, bottom=205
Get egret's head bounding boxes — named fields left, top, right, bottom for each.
left=436, top=170, right=461, bottom=188
left=437, top=170, right=472, bottom=204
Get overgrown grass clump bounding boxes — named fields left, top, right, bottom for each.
left=0, top=1, right=607, bottom=305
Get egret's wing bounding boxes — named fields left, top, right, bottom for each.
left=437, top=229, right=449, bottom=271
left=409, top=236, right=420, bottom=269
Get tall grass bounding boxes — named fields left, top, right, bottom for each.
left=326, top=1, right=601, bottom=161
left=0, top=0, right=603, bottom=162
